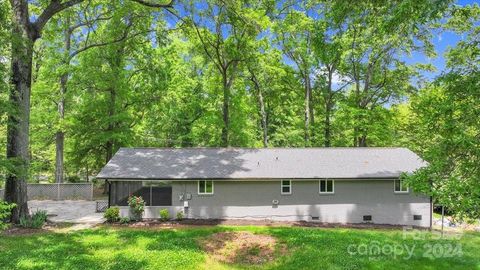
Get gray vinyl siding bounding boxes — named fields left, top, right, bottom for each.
left=117, top=179, right=430, bottom=227
left=170, top=180, right=430, bottom=227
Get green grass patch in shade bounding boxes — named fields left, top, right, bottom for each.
left=0, top=226, right=479, bottom=270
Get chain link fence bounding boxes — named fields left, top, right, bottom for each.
left=27, top=183, right=93, bottom=201
left=96, top=200, right=108, bottom=212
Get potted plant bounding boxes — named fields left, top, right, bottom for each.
left=127, top=196, right=145, bottom=221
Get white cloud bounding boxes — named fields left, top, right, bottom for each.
left=313, top=66, right=349, bottom=87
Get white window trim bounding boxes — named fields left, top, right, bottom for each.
left=281, top=180, right=292, bottom=195
left=394, top=179, right=409, bottom=193
left=198, top=180, right=214, bottom=195
left=319, top=179, right=335, bottom=194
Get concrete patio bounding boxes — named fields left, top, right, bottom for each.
left=29, top=200, right=105, bottom=224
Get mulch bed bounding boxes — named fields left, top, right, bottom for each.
left=2, top=219, right=427, bottom=235
left=198, top=231, right=287, bottom=265
left=2, top=227, right=48, bottom=236
left=107, top=218, right=425, bottom=230
left=1, top=222, right=76, bottom=236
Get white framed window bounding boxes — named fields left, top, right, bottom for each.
left=319, top=179, right=334, bottom=194
left=198, top=180, right=214, bottom=195
left=281, top=180, right=291, bottom=195
left=394, top=179, right=409, bottom=193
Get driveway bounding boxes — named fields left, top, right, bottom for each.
left=29, top=200, right=105, bottom=224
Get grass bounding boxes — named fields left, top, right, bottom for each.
left=0, top=225, right=479, bottom=270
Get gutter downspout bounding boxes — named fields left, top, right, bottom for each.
left=107, top=179, right=111, bottom=208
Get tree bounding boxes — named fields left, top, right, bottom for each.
left=274, top=5, right=317, bottom=145
left=184, top=0, right=264, bottom=146
left=51, top=4, right=118, bottom=183
left=0, top=2, right=11, bottom=193
left=138, top=35, right=206, bottom=147
left=5, top=0, right=172, bottom=222
left=312, top=14, right=349, bottom=147
left=67, top=3, right=160, bottom=185
left=331, top=0, right=447, bottom=147
left=404, top=4, right=480, bottom=220
left=246, top=48, right=278, bottom=147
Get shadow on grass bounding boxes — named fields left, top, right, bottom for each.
left=1, top=227, right=479, bottom=270
left=0, top=232, right=102, bottom=269
left=264, top=227, right=480, bottom=270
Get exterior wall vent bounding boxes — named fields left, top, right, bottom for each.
left=311, top=216, right=319, bottom=221
left=413, top=215, right=422, bottom=220
left=363, top=215, right=372, bottom=221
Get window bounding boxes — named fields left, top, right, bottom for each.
left=281, top=180, right=291, bottom=195
left=142, top=180, right=172, bottom=187
left=394, top=179, right=409, bottom=193
left=198, top=180, right=214, bottom=195
left=319, top=180, right=334, bottom=194
left=363, top=215, right=372, bottom=221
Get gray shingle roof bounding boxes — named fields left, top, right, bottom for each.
left=96, top=147, right=426, bottom=180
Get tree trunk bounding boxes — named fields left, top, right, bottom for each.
left=105, top=88, right=116, bottom=163
left=55, top=73, right=67, bottom=183
left=54, top=131, right=64, bottom=182
left=324, top=102, right=331, bottom=147
left=353, top=77, right=361, bottom=147
left=103, top=87, right=114, bottom=195
left=55, top=16, right=71, bottom=183
left=85, top=162, right=89, bottom=182
left=221, top=73, right=230, bottom=147
left=304, top=74, right=311, bottom=145
left=258, top=88, right=268, bottom=148
left=358, top=135, right=367, bottom=147
left=308, top=76, right=314, bottom=128
left=324, top=70, right=333, bottom=147
left=103, top=87, right=116, bottom=195
left=250, top=73, right=268, bottom=147
left=6, top=8, right=36, bottom=221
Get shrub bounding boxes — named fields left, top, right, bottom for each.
left=31, top=210, right=48, bottom=228
left=0, top=200, right=16, bottom=230
left=159, top=209, right=170, bottom=221
left=128, top=196, right=145, bottom=220
left=104, top=207, right=120, bottom=223
left=66, top=175, right=81, bottom=183
left=119, top=217, right=130, bottom=224
left=19, top=210, right=48, bottom=229
left=176, top=211, right=184, bottom=221
left=19, top=215, right=29, bottom=228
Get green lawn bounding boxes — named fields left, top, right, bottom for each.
left=0, top=226, right=479, bottom=270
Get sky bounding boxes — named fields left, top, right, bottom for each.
left=164, top=0, right=477, bottom=83
left=404, top=0, right=478, bottom=80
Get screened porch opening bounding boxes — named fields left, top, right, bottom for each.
left=109, top=180, right=172, bottom=207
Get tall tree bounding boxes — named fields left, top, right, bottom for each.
left=185, top=0, right=264, bottom=146
left=5, top=0, right=172, bottom=222
left=52, top=5, right=117, bottom=183
left=0, top=2, right=11, bottom=192
left=332, top=0, right=447, bottom=147
left=274, top=6, right=317, bottom=145
left=312, top=15, right=349, bottom=147
left=405, top=4, right=480, bottom=220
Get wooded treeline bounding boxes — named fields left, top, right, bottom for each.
left=0, top=0, right=478, bottom=221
